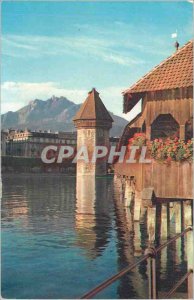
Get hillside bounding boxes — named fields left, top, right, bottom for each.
left=1, top=96, right=127, bottom=136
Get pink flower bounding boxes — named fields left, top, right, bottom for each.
left=166, top=157, right=172, bottom=163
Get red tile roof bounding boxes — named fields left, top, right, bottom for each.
left=73, top=88, right=113, bottom=122
left=123, top=41, right=193, bottom=95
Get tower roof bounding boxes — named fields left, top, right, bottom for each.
left=73, top=88, right=114, bottom=122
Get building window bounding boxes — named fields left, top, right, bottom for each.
left=142, top=121, right=146, bottom=133
left=185, top=118, right=193, bottom=141
left=151, top=114, right=179, bottom=140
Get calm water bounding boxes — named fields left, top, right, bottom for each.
left=1, top=174, right=191, bottom=299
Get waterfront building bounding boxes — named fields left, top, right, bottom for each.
left=6, top=129, right=77, bottom=157
left=73, top=88, right=113, bottom=175
left=122, top=40, right=193, bottom=142
left=1, top=130, right=8, bottom=156
left=115, top=41, right=193, bottom=202
left=109, top=136, right=119, bottom=146
left=5, top=127, right=118, bottom=160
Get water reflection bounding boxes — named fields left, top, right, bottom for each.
left=2, top=175, right=76, bottom=234
left=112, top=176, right=193, bottom=299
left=1, top=174, right=193, bottom=299
left=113, top=177, right=148, bottom=299
left=75, top=175, right=113, bottom=259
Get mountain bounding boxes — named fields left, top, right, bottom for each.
left=1, top=96, right=128, bottom=136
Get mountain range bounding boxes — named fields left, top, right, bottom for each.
left=1, top=96, right=128, bottom=136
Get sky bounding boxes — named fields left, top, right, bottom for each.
left=1, top=1, right=193, bottom=119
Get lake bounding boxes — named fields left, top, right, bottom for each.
left=1, top=174, right=191, bottom=299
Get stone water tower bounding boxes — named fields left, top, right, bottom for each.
left=73, top=88, right=113, bottom=176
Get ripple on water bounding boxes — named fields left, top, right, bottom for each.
left=1, top=174, right=191, bottom=299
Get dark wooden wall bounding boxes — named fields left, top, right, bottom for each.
left=128, top=97, right=192, bottom=140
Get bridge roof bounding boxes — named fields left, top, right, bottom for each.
left=123, top=41, right=193, bottom=95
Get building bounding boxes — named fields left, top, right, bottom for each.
left=4, top=127, right=118, bottom=160
left=121, top=40, right=193, bottom=142
left=73, top=88, right=113, bottom=176
left=6, top=129, right=77, bottom=157
left=109, top=136, right=119, bottom=146
left=1, top=130, right=8, bottom=156
left=114, top=41, right=193, bottom=206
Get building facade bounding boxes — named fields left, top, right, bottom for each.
left=6, top=129, right=77, bottom=157
left=1, top=130, right=8, bottom=156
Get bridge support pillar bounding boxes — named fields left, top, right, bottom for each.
left=134, top=190, right=141, bottom=221
left=187, top=227, right=193, bottom=299
left=147, top=206, right=156, bottom=243
left=161, top=204, right=170, bottom=239
left=184, top=201, right=192, bottom=228
left=175, top=202, right=182, bottom=233
left=124, top=180, right=134, bottom=207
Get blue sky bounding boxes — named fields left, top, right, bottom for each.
left=1, top=1, right=193, bottom=118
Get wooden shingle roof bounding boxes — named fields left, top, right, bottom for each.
left=73, top=88, right=113, bottom=122
left=123, top=41, right=193, bottom=95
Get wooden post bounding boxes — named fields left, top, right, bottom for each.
left=155, top=203, right=162, bottom=245
left=179, top=124, right=185, bottom=140
left=134, top=221, right=141, bottom=256
left=125, top=206, right=133, bottom=230
left=134, top=190, right=142, bottom=221
left=140, top=205, right=147, bottom=224
left=167, top=203, right=170, bottom=237
left=147, top=206, right=156, bottom=243
left=186, top=227, right=193, bottom=299
left=141, top=187, right=155, bottom=225
left=184, top=201, right=192, bottom=228
left=124, top=180, right=134, bottom=207
left=172, top=203, right=182, bottom=265
left=121, top=177, right=126, bottom=202
left=180, top=201, right=184, bottom=232
left=161, top=204, right=168, bottom=239
left=113, top=175, right=122, bottom=201
left=146, top=125, right=151, bottom=140
left=169, top=202, right=176, bottom=236
left=175, top=202, right=182, bottom=233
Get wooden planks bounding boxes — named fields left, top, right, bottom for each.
left=114, top=160, right=192, bottom=200
left=129, top=98, right=192, bottom=130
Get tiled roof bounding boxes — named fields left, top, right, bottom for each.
left=123, top=41, right=193, bottom=95
left=73, top=88, right=113, bottom=122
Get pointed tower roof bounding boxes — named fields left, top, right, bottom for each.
left=73, top=88, right=113, bottom=122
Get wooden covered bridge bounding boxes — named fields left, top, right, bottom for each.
left=114, top=41, right=193, bottom=203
